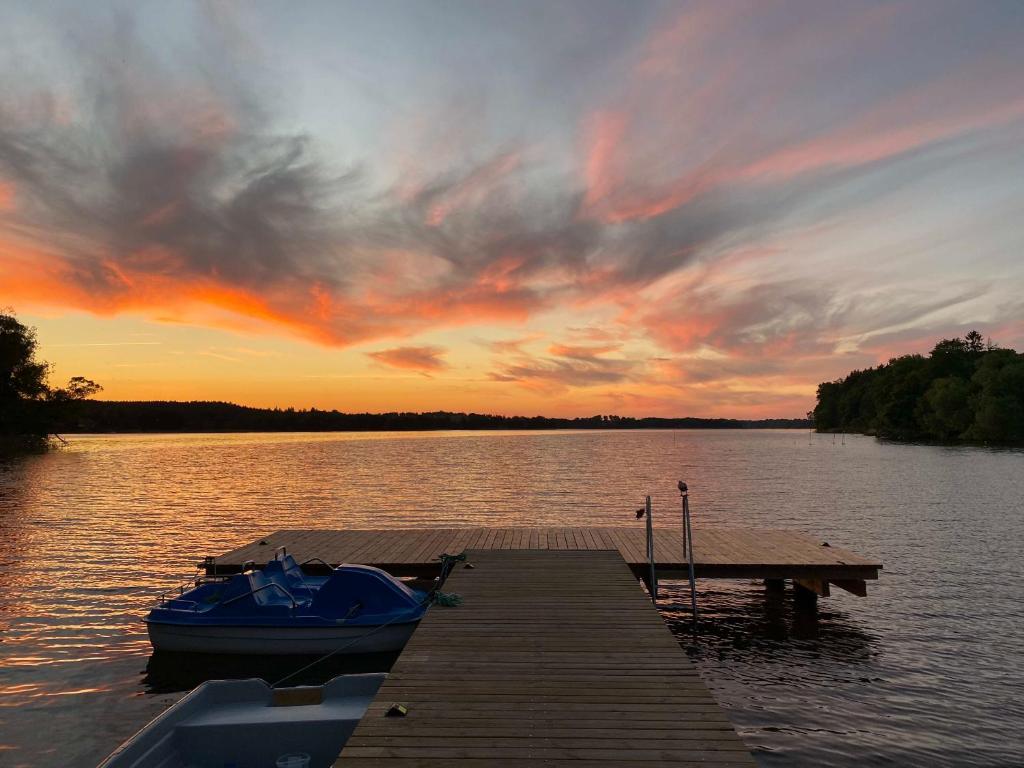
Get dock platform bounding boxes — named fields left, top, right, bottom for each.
left=334, top=549, right=757, bottom=767
left=212, top=526, right=881, bottom=597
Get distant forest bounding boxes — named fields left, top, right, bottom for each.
left=813, top=331, right=1024, bottom=443
left=53, top=401, right=811, bottom=433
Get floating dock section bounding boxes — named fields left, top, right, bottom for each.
left=213, top=526, right=881, bottom=598
left=334, top=549, right=757, bottom=767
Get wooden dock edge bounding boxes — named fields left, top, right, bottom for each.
left=206, top=526, right=882, bottom=599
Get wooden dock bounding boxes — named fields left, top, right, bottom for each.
left=212, top=526, right=881, bottom=597
left=334, top=549, right=757, bottom=767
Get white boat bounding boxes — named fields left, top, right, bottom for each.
left=98, top=673, right=385, bottom=768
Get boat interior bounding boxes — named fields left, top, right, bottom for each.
left=100, top=674, right=386, bottom=768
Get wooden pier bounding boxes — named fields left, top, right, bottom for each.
left=334, top=549, right=757, bottom=767
left=213, top=526, right=881, bottom=597
left=205, top=527, right=881, bottom=765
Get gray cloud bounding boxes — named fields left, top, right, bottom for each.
left=488, top=341, right=638, bottom=390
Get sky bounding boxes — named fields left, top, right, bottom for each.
left=1, top=0, right=1022, bottom=418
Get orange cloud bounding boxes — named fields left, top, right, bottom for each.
left=368, top=345, right=449, bottom=374
left=547, top=342, right=621, bottom=358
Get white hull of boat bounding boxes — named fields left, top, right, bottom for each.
left=147, top=621, right=418, bottom=655
left=99, top=674, right=386, bottom=768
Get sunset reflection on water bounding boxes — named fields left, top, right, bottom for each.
left=1, top=430, right=1022, bottom=766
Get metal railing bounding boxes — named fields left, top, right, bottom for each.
left=636, top=495, right=658, bottom=604
left=679, top=480, right=697, bottom=623
left=158, top=578, right=302, bottom=612
left=299, top=557, right=334, bottom=570
left=221, top=582, right=300, bottom=610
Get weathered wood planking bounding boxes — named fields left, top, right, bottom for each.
left=211, top=526, right=881, bottom=583
left=333, top=549, right=757, bottom=767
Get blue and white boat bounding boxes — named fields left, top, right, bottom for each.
left=99, top=673, right=385, bottom=768
left=146, top=554, right=428, bottom=655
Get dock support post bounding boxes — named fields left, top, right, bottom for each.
left=794, top=578, right=830, bottom=598
left=793, top=579, right=827, bottom=609
left=764, top=578, right=785, bottom=593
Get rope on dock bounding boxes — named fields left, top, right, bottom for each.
left=426, top=551, right=467, bottom=606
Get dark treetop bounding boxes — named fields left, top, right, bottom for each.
left=812, top=330, right=1024, bottom=444
left=0, top=311, right=100, bottom=452
left=51, top=401, right=810, bottom=433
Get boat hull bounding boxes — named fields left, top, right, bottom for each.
left=99, top=674, right=386, bottom=768
left=146, top=620, right=418, bottom=655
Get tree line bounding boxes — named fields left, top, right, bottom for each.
left=55, top=400, right=810, bottom=433
left=813, top=330, right=1024, bottom=443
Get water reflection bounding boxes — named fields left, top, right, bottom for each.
left=660, top=581, right=878, bottom=664
left=142, top=651, right=399, bottom=694
left=1, top=430, right=1022, bottom=767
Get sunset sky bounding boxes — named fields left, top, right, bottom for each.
left=1, top=1, right=1022, bottom=418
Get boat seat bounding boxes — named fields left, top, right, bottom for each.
left=261, top=557, right=318, bottom=596
left=247, top=572, right=306, bottom=608
left=180, top=700, right=370, bottom=728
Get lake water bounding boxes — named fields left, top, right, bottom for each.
left=1, top=430, right=1022, bottom=767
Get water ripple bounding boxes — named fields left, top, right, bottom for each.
left=1, top=430, right=1022, bottom=766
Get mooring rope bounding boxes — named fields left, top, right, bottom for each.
left=435, top=552, right=467, bottom=584
left=270, top=603, right=424, bottom=688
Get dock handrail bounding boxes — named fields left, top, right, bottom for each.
left=679, top=480, right=698, bottom=624
left=635, top=496, right=658, bottom=603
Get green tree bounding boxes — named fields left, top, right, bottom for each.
left=872, top=354, right=929, bottom=439
left=813, top=330, right=1022, bottom=444
left=918, top=377, right=972, bottom=441
left=966, top=350, right=1024, bottom=442
left=0, top=310, right=102, bottom=450
left=812, top=380, right=842, bottom=430
left=965, top=329, right=985, bottom=353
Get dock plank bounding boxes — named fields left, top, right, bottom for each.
left=334, top=550, right=755, bottom=767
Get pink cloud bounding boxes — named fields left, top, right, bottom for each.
left=424, top=150, right=522, bottom=226
left=578, top=5, right=1024, bottom=225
